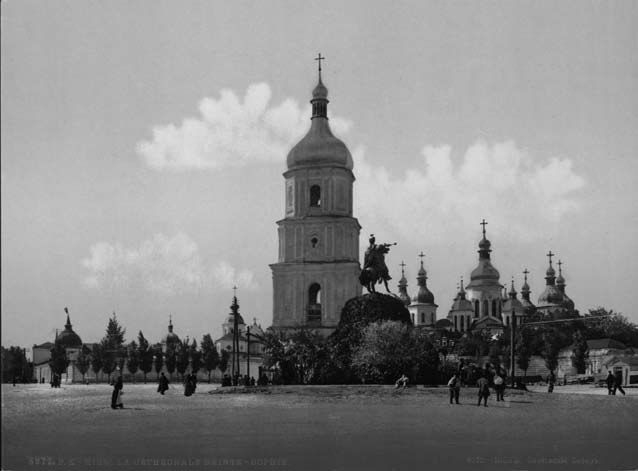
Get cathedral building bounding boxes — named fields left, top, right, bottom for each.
left=462, top=221, right=506, bottom=333
left=270, top=60, right=361, bottom=335
left=407, top=253, right=438, bottom=328
left=536, top=253, right=575, bottom=316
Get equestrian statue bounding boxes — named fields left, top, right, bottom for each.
left=359, top=234, right=396, bottom=294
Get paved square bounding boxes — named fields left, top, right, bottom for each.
left=2, top=383, right=637, bottom=471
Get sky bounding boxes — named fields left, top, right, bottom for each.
left=2, top=0, right=637, bottom=353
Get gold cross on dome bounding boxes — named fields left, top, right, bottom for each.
left=480, top=219, right=488, bottom=237
left=315, top=53, right=325, bottom=72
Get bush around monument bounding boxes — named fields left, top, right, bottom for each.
left=325, top=293, right=413, bottom=383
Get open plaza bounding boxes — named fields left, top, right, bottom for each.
left=2, top=383, right=637, bottom=471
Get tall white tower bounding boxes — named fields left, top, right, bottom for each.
left=270, top=57, right=361, bottom=334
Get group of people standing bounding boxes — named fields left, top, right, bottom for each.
left=447, top=369, right=507, bottom=407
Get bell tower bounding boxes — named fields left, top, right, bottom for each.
left=270, top=55, right=361, bottom=334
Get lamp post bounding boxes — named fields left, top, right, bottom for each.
left=246, top=326, right=250, bottom=381
left=510, top=309, right=516, bottom=387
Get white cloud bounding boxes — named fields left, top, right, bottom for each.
left=354, top=140, right=585, bottom=244
left=212, top=261, right=258, bottom=291
left=137, top=83, right=352, bottom=171
left=82, top=233, right=257, bottom=295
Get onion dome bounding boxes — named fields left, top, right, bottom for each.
left=164, top=316, right=181, bottom=347
left=466, top=221, right=501, bottom=290
left=545, top=251, right=556, bottom=284
left=412, top=253, right=435, bottom=304
left=226, top=296, right=245, bottom=326
left=55, top=309, right=82, bottom=348
left=521, top=269, right=531, bottom=297
left=555, top=261, right=575, bottom=310
left=397, top=262, right=411, bottom=306
left=538, top=251, right=563, bottom=306
left=286, top=59, right=353, bottom=171
left=503, top=279, right=525, bottom=315
left=520, top=269, right=536, bottom=314
left=556, top=260, right=565, bottom=291
left=449, top=278, right=474, bottom=313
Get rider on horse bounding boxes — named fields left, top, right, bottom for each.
left=361, top=234, right=395, bottom=293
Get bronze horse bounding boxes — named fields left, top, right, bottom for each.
left=359, top=242, right=395, bottom=294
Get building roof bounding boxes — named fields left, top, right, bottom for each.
left=56, top=314, right=82, bottom=348
left=586, top=338, right=626, bottom=351
left=33, top=342, right=55, bottom=349
left=286, top=77, right=353, bottom=171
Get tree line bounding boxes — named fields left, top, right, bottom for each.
left=48, top=314, right=231, bottom=383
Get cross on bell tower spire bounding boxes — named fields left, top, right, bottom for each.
left=315, top=53, right=325, bottom=80
left=546, top=250, right=554, bottom=266
left=480, top=219, right=488, bottom=238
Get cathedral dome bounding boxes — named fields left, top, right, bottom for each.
left=56, top=312, right=82, bottom=348
left=286, top=77, right=353, bottom=171
left=412, top=259, right=435, bottom=304
left=413, top=285, right=435, bottom=304
left=56, top=331, right=82, bottom=348
left=537, top=285, right=564, bottom=306
left=286, top=121, right=353, bottom=170
left=163, top=318, right=181, bottom=348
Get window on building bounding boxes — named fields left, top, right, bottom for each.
left=454, top=316, right=458, bottom=330
left=492, top=300, right=497, bottom=317
left=506, top=316, right=510, bottom=327
left=310, top=185, right=321, bottom=207
left=474, top=300, right=479, bottom=318
left=411, top=313, right=415, bottom=324
left=421, top=312, right=425, bottom=323
left=461, top=316, right=465, bottom=331
left=483, top=300, right=489, bottom=318
left=307, top=283, right=322, bottom=324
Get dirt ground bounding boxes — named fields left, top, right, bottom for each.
left=2, top=383, right=637, bottom=471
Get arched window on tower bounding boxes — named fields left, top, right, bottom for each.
left=307, top=283, right=322, bottom=325
left=454, top=316, right=458, bottom=330
left=474, top=300, right=479, bottom=318
left=492, top=300, right=497, bottom=317
left=421, top=312, right=425, bottom=324
left=310, top=185, right=321, bottom=207
left=460, top=316, right=465, bottom=332
left=483, top=300, right=489, bottom=318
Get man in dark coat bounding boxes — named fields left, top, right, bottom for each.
left=158, top=372, right=169, bottom=395
left=111, top=376, right=123, bottom=409
left=613, top=370, right=626, bottom=396
left=476, top=372, right=490, bottom=407
left=606, top=371, right=615, bottom=395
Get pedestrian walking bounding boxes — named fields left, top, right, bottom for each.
left=476, top=372, right=490, bottom=407
left=111, top=376, right=123, bottom=409
left=494, top=374, right=505, bottom=401
left=613, top=370, right=626, bottom=396
left=547, top=371, right=556, bottom=393
left=157, top=372, right=169, bottom=395
left=448, top=373, right=461, bottom=404
left=606, top=371, right=614, bottom=395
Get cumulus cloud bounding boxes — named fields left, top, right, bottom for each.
left=354, top=140, right=585, bottom=244
left=82, top=233, right=257, bottom=295
left=212, top=261, right=258, bottom=291
left=137, top=83, right=352, bottom=170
